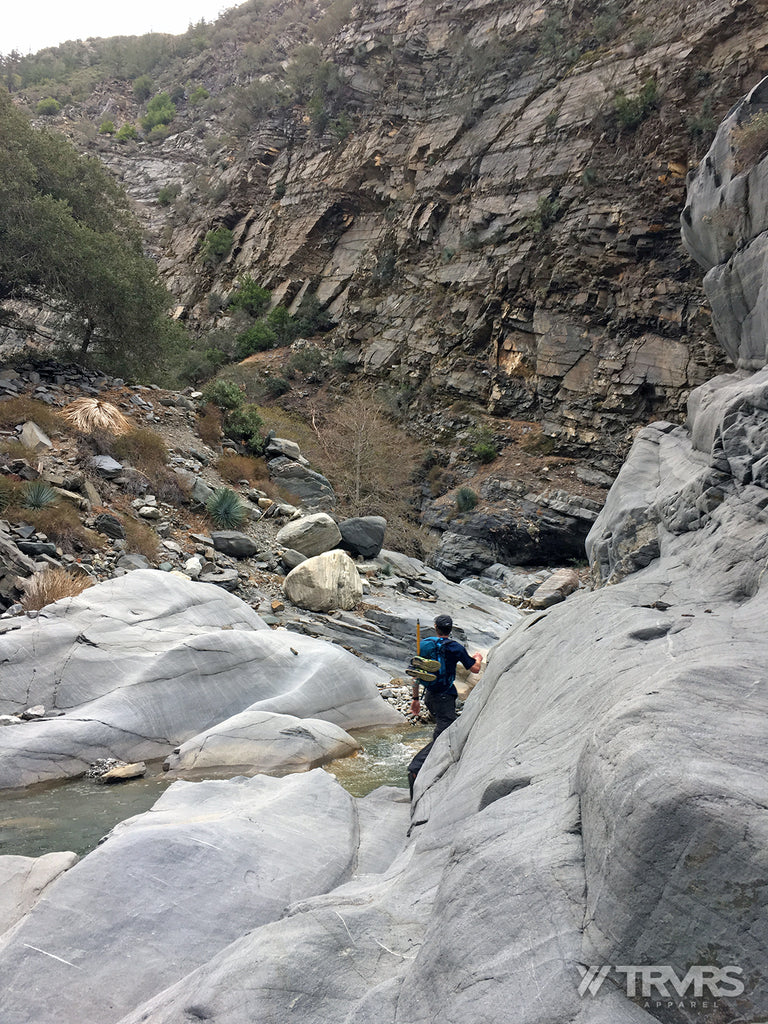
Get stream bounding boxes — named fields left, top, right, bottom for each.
left=0, top=724, right=433, bottom=859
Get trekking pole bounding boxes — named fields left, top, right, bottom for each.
left=416, top=619, right=420, bottom=658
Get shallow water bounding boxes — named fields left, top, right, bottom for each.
left=0, top=723, right=433, bottom=859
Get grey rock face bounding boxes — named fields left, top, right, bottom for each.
left=0, top=852, right=79, bottom=937
left=339, top=515, right=387, bottom=558
left=0, top=570, right=397, bottom=789
left=682, top=75, right=768, bottom=368
left=276, top=512, right=342, bottom=557
left=0, top=772, right=362, bottom=1024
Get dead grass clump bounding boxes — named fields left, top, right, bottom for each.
left=0, top=477, right=23, bottom=513
left=122, top=516, right=160, bottom=561
left=197, top=403, right=223, bottom=446
left=112, top=428, right=168, bottom=475
left=63, top=398, right=132, bottom=436
left=732, top=110, right=768, bottom=172
left=217, top=453, right=269, bottom=485
left=0, top=397, right=64, bottom=435
left=21, top=568, right=93, bottom=611
left=23, top=505, right=105, bottom=554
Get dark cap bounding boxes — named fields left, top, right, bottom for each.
left=434, top=614, right=453, bottom=634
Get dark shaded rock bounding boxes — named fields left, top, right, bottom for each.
left=339, top=516, right=386, bottom=559
left=17, top=541, right=58, bottom=558
left=210, top=532, right=259, bottom=558
left=93, top=514, right=126, bottom=540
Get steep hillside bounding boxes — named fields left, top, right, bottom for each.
left=5, top=0, right=768, bottom=460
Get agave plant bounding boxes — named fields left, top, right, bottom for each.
left=205, top=487, right=248, bottom=530
left=22, top=480, right=60, bottom=510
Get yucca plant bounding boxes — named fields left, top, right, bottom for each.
left=205, top=487, right=248, bottom=530
left=22, top=481, right=60, bottom=510
left=62, top=397, right=132, bottom=436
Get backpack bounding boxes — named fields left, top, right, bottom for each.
left=419, top=636, right=449, bottom=692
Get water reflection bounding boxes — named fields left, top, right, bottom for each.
left=0, top=723, right=430, bottom=858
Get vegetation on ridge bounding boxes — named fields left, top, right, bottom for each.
left=0, top=87, right=188, bottom=377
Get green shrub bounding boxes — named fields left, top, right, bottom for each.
left=116, top=124, right=138, bottom=142
left=202, top=379, right=243, bottom=411
left=188, top=85, right=210, bottom=105
left=455, top=486, right=478, bottom=513
left=224, top=404, right=264, bottom=453
left=529, top=194, right=562, bottom=234
left=273, top=180, right=286, bottom=200
left=263, top=376, right=290, bottom=397
left=22, top=481, right=60, bottom=510
left=142, top=92, right=176, bottom=132
left=287, top=346, right=323, bottom=375
left=229, top=276, right=271, bottom=317
left=614, top=78, right=658, bottom=130
left=236, top=322, right=277, bottom=358
left=99, top=119, right=115, bottom=135
left=158, top=183, right=182, bottom=206
left=133, top=75, right=153, bottom=102
left=200, top=226, right=234, bottom=265
left=205, top=487, right=248, bottom=530
left=36, top=97, right=61, bottom=116
left=266, top=305, right=299, bottom=345
left=473, top=441, right=498, bottom=463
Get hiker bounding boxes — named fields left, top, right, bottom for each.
left=407, top=614, right=482, bottom=797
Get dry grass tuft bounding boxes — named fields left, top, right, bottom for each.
left=63, top=398, right=132, bottom=436
left=21, top=568, right=94, bottom=611
left=122, top=516, right=161, bottom=561
left=111, top=428, right=169, bottom=476
left=0, top=397, right=65, bottom=435
left=217, top=453, right=269, bottom=485
left=197, top=403, right=223, bottom=446
left=22, top=505, right=105, bottom=554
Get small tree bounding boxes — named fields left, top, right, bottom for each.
left=200, top=227, right=234, bottom=265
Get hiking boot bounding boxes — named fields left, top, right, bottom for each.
left=406, top=667, right=437, bottom=682
left=410, top=656, right=441, bottom=673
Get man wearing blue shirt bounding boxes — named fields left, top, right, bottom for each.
left=407, top=614, right=482, bottom=797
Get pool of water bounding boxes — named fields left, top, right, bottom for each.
left=0, top=724, right=434, bottom=859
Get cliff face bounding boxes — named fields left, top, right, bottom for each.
left=8, top=0, right=768, bottom=459
left=61, top=0, right=764, bottom=455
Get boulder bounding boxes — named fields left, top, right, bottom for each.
left=93, top=513, right=125, bottom=540
left=276, top=512, right=342, bottom=557
left=339, top=515, right=386, bottom=558
left=210, top=531, right=259, bottom=558
left=163, top=709, right=360, bottom=774
left=20, top=421, right=52, bottom=452
left=88, top=455, right=122, bottom=478
left=528, top=567, right=579, bottom=608
left=283, top=550, right=363, bottom=612
left=0, top=570, right=397, bottom=789
left=268, top=460, right=336, bottom=509
left=264, top=436, right=307, bottom=463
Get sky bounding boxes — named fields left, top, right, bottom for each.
left=2, top=0, right=236, bottom=56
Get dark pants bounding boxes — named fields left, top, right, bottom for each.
left=407, top=690, right=457, bottom=796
